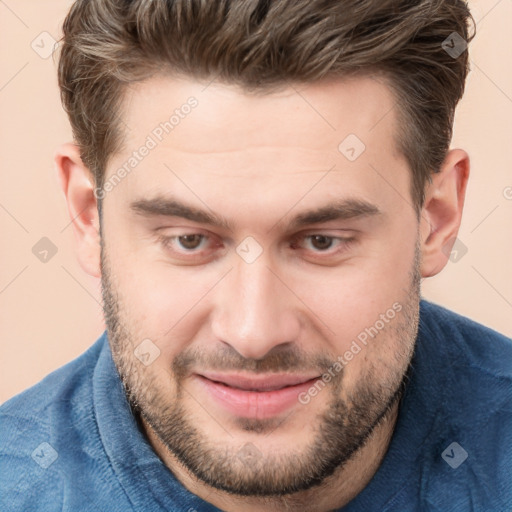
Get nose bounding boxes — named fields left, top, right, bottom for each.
left=211, top=254, right=301, bottom=360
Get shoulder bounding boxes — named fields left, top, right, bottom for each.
left=3, top=331, right=104, bottom=396
left=1, top=333, right=105, bottom=424
left=415, top=300, right=512, bottom=510
left=419, top=299, right=512, bottom=377
left=0, top=333, right=122, bottom=511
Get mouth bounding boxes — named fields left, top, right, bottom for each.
left=193, top=372, right=320, bottom=419
left=198, top=372, right=319, bottom=390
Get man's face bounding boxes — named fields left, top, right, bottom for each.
left=100, top=75, right=421, bottom=495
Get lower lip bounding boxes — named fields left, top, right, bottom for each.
left=194, top=375, right=318, bottom=419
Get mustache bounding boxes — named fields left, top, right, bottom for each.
left=171, top=345, right=336, bottom=379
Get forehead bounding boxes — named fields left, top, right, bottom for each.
left=118, top=73, right=398, bottom=157
left=103, top=74, right=409, bottom=226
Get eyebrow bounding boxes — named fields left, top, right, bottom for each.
left=130, top=195, right=381, bottom=231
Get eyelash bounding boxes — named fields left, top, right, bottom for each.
left=155, top=232, right=356, bottom=260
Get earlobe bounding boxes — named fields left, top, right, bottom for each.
left=55, top=143, right=102, bottom=278
left=419, top=148, right=470, bottom=278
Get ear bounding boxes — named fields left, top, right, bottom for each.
left=55, top=143, right=101, bottom=278
left=419, top=148, right=470, bottom=278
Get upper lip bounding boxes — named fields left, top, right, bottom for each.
left=197, top=372, right=319, bottom=391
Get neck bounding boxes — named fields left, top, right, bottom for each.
left=140, top=399, right=400, bottom=512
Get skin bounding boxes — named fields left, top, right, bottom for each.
left=56, top=74, right=469, bottom=511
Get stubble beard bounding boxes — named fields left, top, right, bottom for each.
left=100, top=238, right=421, bottom=496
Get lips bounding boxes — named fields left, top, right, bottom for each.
left=198, top=371, right=318, bottom=391
left=193, top=372, right=320, bottom=419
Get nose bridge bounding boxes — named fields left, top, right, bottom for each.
left=212, top=254, right=300, bottom=359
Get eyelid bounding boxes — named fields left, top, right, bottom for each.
left=156, top=232, right=216, bottom=252
left=155, top=229, right=357, bottom=260
left=291, top=233, right=355, bottom=253
left=290, top=228, right=356, bottom=243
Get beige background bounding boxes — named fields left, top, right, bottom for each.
left=1, top=0, right=511, bottom=404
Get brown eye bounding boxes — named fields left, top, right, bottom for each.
left=290, top=233, right=355, bottom=257
left=309, top=235, right=334, bottom=251
left=177, top=234, right=204, bottom=250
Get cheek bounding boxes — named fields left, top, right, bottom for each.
left=291, top=235, right=416, bottom=353
left=116, top=257, right=222, bottom=355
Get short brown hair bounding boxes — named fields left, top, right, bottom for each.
left=58, top=0, right=475, bottom=212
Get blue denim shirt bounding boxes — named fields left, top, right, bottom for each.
left=1, top=300, right=511, bottom=511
